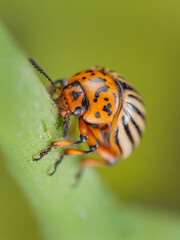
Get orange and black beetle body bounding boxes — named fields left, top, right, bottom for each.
left=29, top=59, right=146, bottom=177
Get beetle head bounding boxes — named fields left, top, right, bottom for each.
left=55, top=82, right=88, bottom=118
left=28, top=59, right=88, bottom=118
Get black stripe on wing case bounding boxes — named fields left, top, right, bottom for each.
left=125, top=102, right=145, bottom=121
left=124, top=109, right=142, bottom=136
left=121, top=82, right=136, bottom=92
left=114, top=127, right=122, bottom=153
left=128, top=94, right=143, bottom=104
left=122, top=116, right=134, bottom=145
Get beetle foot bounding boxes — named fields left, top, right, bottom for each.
left=48, top=154, right=64, bottom=176
left=32, top=146, right=52, bottom=162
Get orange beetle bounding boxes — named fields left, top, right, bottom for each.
left=29, top=59, right=146, bottom=178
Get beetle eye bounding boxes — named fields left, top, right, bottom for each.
left=73, top=106, right=82, bottom=116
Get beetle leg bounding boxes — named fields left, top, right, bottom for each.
left=47, top=78, right=68, bottom=95
left=75, top=158, right=111, bottom=180
left=33, top=117, right=91, bottom=162
left=48, top=145, right=98, bottom=176
left=48, top=154, right=64, bottom=176
left=76, top=158, right=117, bottom=180
left=48, top=117, right=98, bottom=175
left=32, top=134, right=88, bottom=161
left=76, top=144, right=118, bottom=180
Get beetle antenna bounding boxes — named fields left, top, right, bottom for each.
left=28, top=58, right=60, bottom=93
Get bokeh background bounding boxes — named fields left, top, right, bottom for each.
left=0, top=0, right=180, bottom=239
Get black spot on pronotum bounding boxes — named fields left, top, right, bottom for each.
left=103, top=103, right=112, bottom=116
left=95, top=85, right=109, bottom=98
left=104, top=97, right=109, bottom=101
left=113, top=93, right=117, bottom=103
left=93, top=85, right=109, bottom=103
left=100, top=70, right=107, bottom=76
left=73, top=106, right=82, bottom=116
left=82, top=76, right=86, bottom=80
left=89, top=78, right=106, bottom=83
left=91, top=73, right=96, bottom=76
left=71, top=91, right=82, bottom=100
left=85, top=69, right=93, bottom=73
left=95, top=112, right=101, bottom=118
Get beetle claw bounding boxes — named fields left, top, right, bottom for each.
left=32, top=156, right=41, bottom=162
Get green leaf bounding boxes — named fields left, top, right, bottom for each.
left=0, top=22, right=180, bottom=240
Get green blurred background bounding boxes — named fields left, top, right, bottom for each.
left=0, top=0, right=180, bottom=239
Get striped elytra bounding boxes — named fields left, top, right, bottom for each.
left=115, top=77, right=146, bottom=158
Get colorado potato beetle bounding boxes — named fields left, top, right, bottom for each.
left=29, top=59, right=146, bottom=178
